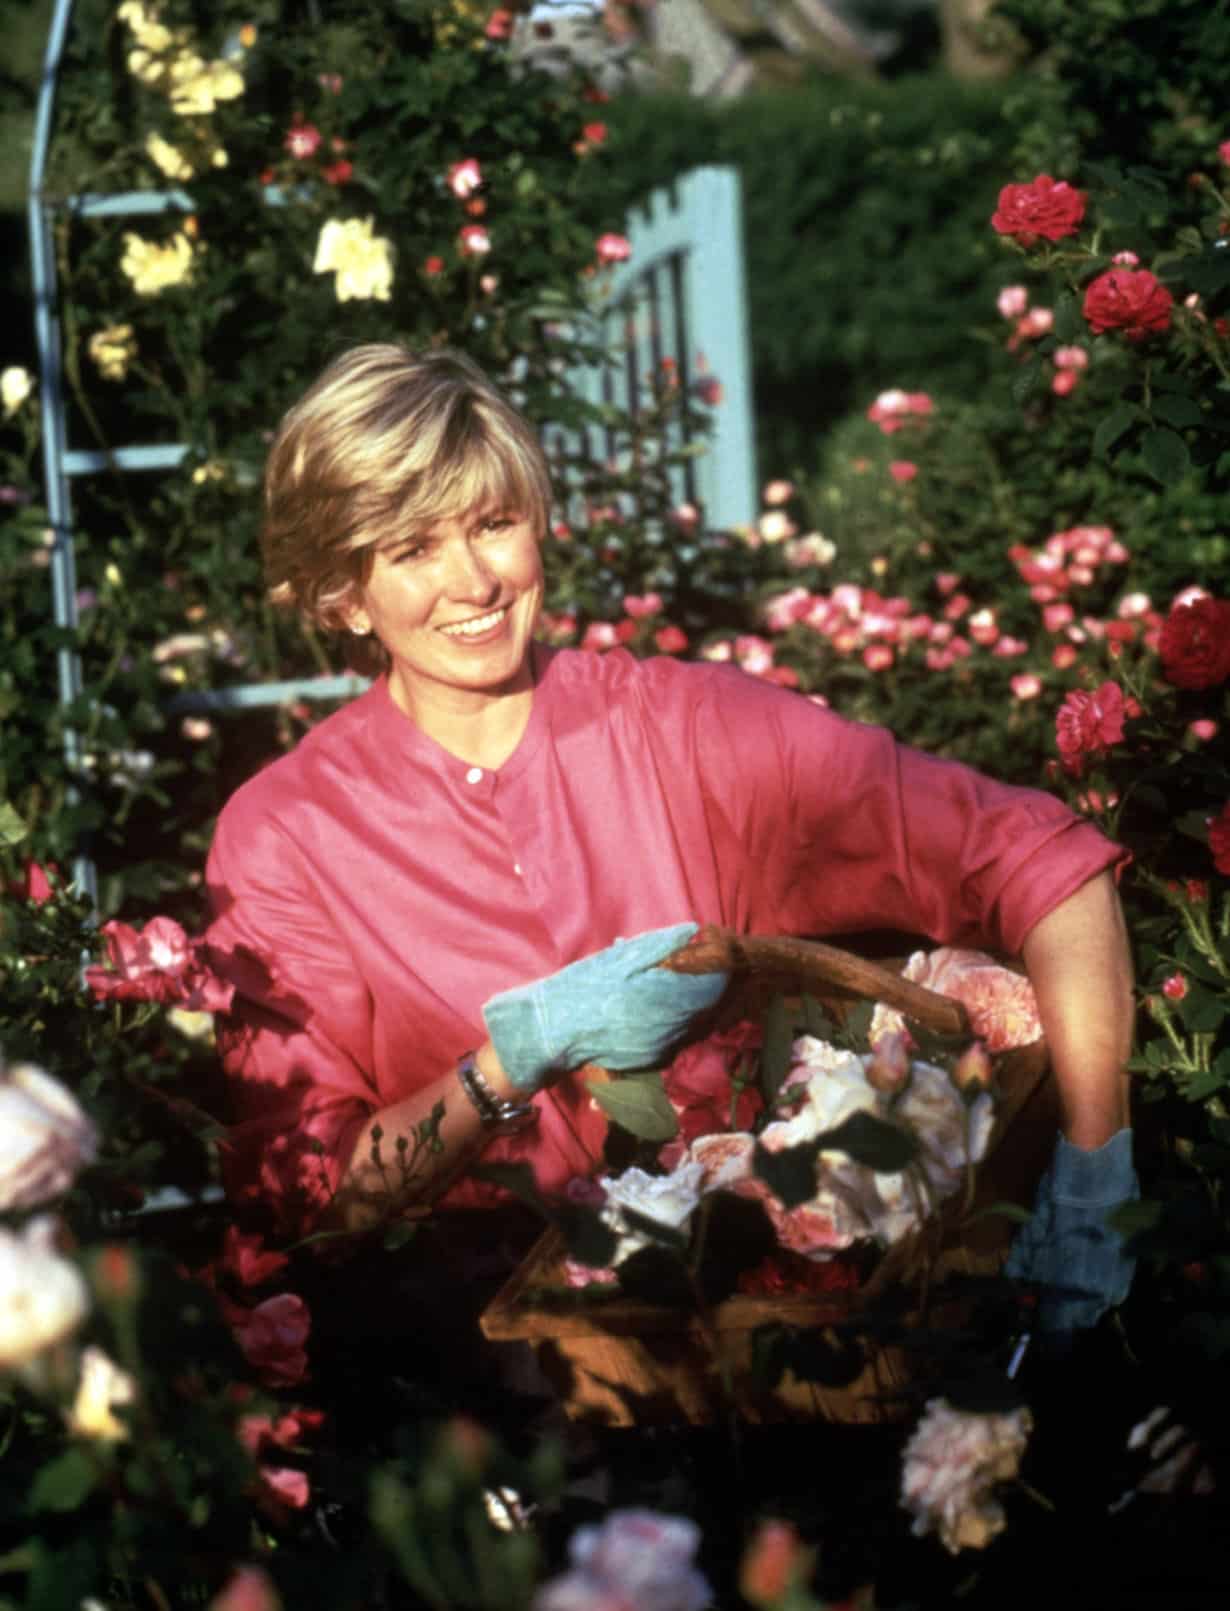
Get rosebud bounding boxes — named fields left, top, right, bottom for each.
left=1162, top=973, right=1188, bottom=1001
left=866, top=1032, right=911, bottom=1095
left=740, top=1519, right=812, bottom=1607
left=92, top=1243, right=142, bottom=1306
left=951, top=1040, right=993, bottom=1099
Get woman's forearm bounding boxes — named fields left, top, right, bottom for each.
left=330, top=1039, right=519, bottom=1230
left=1020, top=869, right=1134, bottom=1148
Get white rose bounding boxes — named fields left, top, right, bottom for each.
left=120, top=231, right=194, bottom=295
left=900, top=1397, right=1032, bottom=1554
left=65, top=1345, right=137, bottom=1442
left=0, top=1061, right=97, bottom=1211
left=313, top=217, right=394, bottom=302
left=0, top=1217, right=89, bottom=1367
left=1, top=366, right=34, bottom=417
left=598, top=1161, right=703, bottom=1265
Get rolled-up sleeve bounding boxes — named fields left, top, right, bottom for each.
left=204, top=793, right=377, bottom=1232
left=685, top=667, right=1125, bottom=955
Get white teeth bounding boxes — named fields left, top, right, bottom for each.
left=440, top=607, right=507, bottom=638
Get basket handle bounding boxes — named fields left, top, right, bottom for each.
left=657, top=925, right=973, bottom=1040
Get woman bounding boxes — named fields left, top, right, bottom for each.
left=205, top=344, right=1136, bottom=1339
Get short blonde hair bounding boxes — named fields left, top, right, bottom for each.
left=261, top=344, right=553, bottom=674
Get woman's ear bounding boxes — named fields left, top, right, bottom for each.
left=341, top=594, right=373, bottom=637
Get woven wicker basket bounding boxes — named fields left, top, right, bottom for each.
left=480, top=934, right=1055, bottom=1427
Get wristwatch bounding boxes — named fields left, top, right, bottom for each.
left=456, top=1049, right=538, bottom=1133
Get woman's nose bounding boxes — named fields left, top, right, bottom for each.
left=443, top=538, right=499, bottom=602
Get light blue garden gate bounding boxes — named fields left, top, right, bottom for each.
left=28, top=0, right=757, bottom=902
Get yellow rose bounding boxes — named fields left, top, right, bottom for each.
left=191, top=459, right=226, bottom=484
left=117, top=0, right=173, bottom=51
left=87, top=324, right=137, bottom=382
left=120, top=230, right=194, bottom=295
left=168, top=52, right=244, bottom=115
left=144, top=131, right=194, bottom=179
left=1, top=366, right=34, bottom=417
left=313, top=216, right=394, bottom=302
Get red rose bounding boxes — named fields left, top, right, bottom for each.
left=661, top=1021, right=763, bottom=1151
left=1210, top=802, right=1230, bottom=876
left=1158, top=597, right=1230, bottom=689
left=1055, top=681, right=1130, bottom=776
left=991, top=175, right=1086, bottom=243
left=1082, top=268, right=1173, bottom=340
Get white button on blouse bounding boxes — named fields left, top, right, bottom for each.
left=465, top=766, right=483, bottom=784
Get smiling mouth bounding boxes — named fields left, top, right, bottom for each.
left=438, top=605, right=509, bottom=639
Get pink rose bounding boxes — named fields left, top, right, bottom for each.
left=996, top=285, right=1028, bottom=319
left=1055, top=681, right=1130, bottom=776
left=581, top=621, right=618, bottom=652
left=889, top=460, right=917, bottom=483
left=1162, top=974, right=1188, bottom=1002
left=662, top=1022, right=763, bottom=1147
left=222, top=1293, right=311, bottom=1388
left=84, top=916, right=234, bottom=1013
left=1010, top=674, right=1042, bottom=701
left=458, top=223, right=490, bottom=256
left=447, top=158, right=482, bottom=199
left=595, top=232, right=631, bottom=265
left=622, top=592, right=662, bottom=618
left=863, top=644, right=894, bottom=672
left=654, top=625, right=688, bottom=654
left=284, top=122, right=321, bottom=159
left=535, top=1510, right=711, bottom=1611
left=208, top=1567, right=283, bottom=1611
left=1083, top=268, right=1173, bottom=340
left=991, top=174, right=1086, bottom=242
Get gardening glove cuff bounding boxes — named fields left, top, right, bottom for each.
left=483, top=922, right=728, bottom=1093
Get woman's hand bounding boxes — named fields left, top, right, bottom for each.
left=482, top=922, right=729, bottom=1093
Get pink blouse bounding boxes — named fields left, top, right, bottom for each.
left=204, top=646, right=1122, bottom=1231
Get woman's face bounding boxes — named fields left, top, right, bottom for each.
left=349, top=508, right=544, bottom=713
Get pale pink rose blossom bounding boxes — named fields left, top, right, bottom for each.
left=1066, top=562, right=1095, bottom=584
left=1042, top=602, right=1075, bottom=633
left=992, top=636, right=1029, bottom=657
left=1051, top=643, right=1078, bottom=669
left=925, top=647, right=954, bottom=671
left=967, top=609, right=999, bottom=647
left=996, top=285, right=1028, bottom=319
left=458, top=223, right=490, bottom=256
left=0, top=1061, right=97, bottom=1211
left=0, top=1216, right=89, bottom=1368
left=1016, top=307, right=1054, bottom=338
left=581, top=622, right=619, bottom=651
left=1189, top=719, right=1219, bottom=742
left=762, top=479, right=795, bottom=504
left=888, top=460, right=918, bottom=483
left=1051, top=369, right=1079, bottom=397
left=1112, top=250, right=1140, bottom=266
left=935, top=572, right=961, bottom=596
left=1011, top=673, right=1042, bottom=701
left=1054, top=345, right=1089, bottom=370
left=785, top=532, right=836, bottom=569
left=901, top=1398, right=1032, bottom=1555
left=762, top=588, right=813, bottom=633
left=622, top=592, right=662, bottom=619
left=757, top=509, right=797, bottom=543
left=535, top=1510, right=711, bottom=1611
left=863, top=644, right=894, bottom=672
left=949, top=636, right=973, bottom=659
left=942, top=593, right=971, bottom=622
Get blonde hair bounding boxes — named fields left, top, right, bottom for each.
left=261, top=344, right=552, bottom=674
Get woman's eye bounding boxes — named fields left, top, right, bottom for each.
left=390, top=543, right=426, bottom=564
left=480, top=515, right=514, bottom=534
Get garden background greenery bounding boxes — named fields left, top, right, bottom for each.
left=1, top=0, right=1229, bottom=1606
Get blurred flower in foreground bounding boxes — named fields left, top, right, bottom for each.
left=0, top=1216, right=90, bottom=1369
left=0, top=1058, right=97, bottom=1210
left=1, top=366, right=34, bottom=416
left=901, top=1396, right=1032, bottom=1554
left=65, top=1344, right=138, bottom=1442
left=534, top=1509, right=712, bottom=1611
left=208, top=1566, right=283, bottom=1611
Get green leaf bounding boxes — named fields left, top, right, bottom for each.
left=0, top=800, right=28, bottom=848
left=816, top=1110, right=920, bottom=1173
left=585, top=1072, right=679, bottom=1142
left=1180, top=984, right=1227, bottom=1035
left=1010, top=354, right=1042, bottom=405
left=1139, top=427, right=1191, bottom=485
left=1151, top=393, right=1205, bottom=431
left=1092, top=400, right=1140, bottom=460
left=1107, top=1199, right=1163, bottom=1236
left=966, top=1200, right=1033, bottom=1228
left=1052, top=290, right=1082, bottom=343
left=28, top=1448, right=98, bottom=1513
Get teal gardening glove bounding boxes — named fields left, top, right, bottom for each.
left=482, top=922, right=729, bottom=1093
left=1004, top=1128, right=1139, bottom=1338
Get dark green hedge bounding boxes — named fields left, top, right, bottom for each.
left=595, top=71, right=1050, bottom=472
